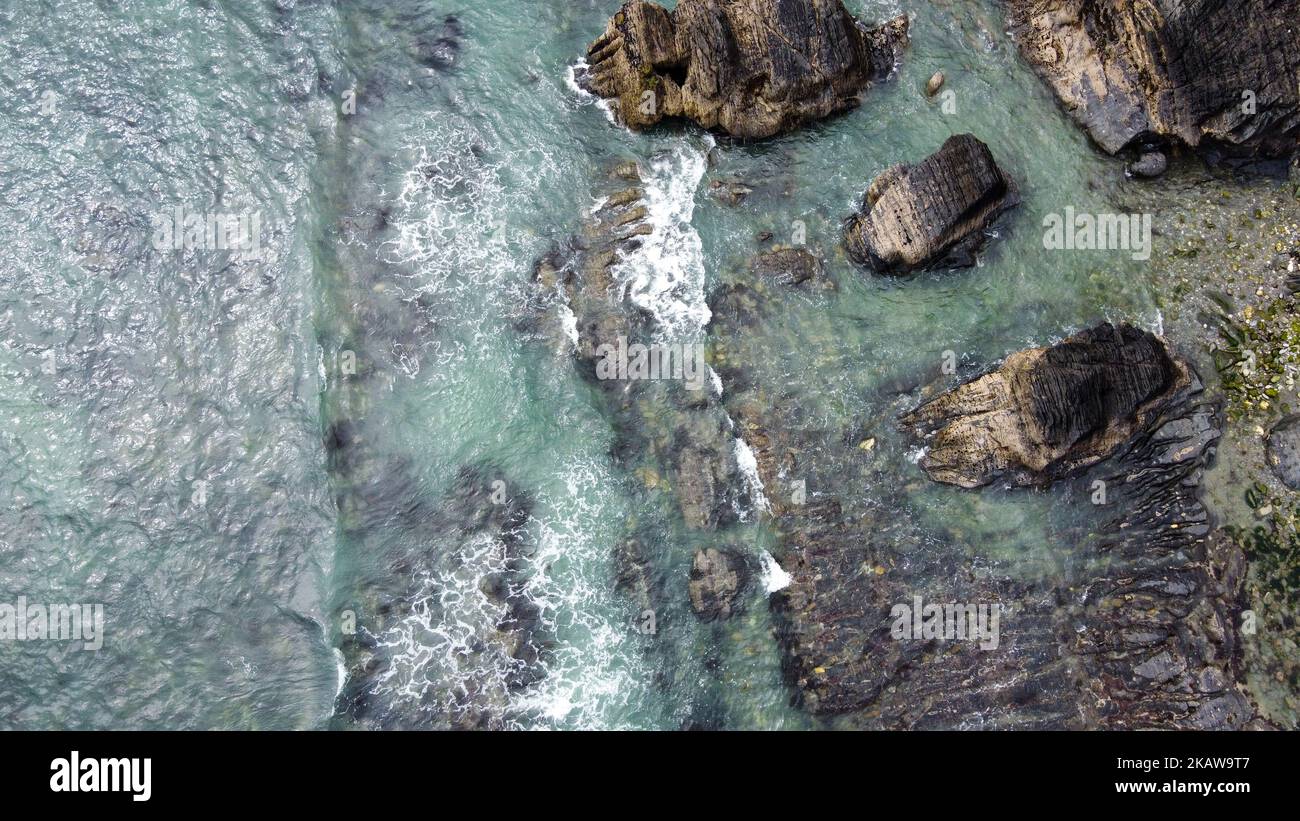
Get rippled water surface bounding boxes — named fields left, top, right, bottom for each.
left=0, top=0, right=1188, bottom=729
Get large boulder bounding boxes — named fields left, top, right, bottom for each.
left=843, top=134, right=1019, bottom=273
left=900, top=323, right=1191, bottom=488
left=580, top=0, right=908, bottom=138
left=1006, top=0, right=1300, bottom=164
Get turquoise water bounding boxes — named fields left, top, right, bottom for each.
left=0, top=0, right=1169, bottom=729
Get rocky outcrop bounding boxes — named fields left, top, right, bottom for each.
left=529, top=164, right=748, bottom=530
left=900, top=323, right=1190, bottom=488
left=705, top=275, right=1260, bottom=727
left=844, top=134, right=1019, bottom=273
left=688, top=548, right=750, bottom=621
left=1006, top=0, right=1300, bottom=165
left=579, top=0, right=908, bottom=138
left=775, top=381, right=1258, bottom=728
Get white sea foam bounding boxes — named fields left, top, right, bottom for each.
left=733, top=436, right=770, bottom=516
left=333, top=648, right=347, bottom=700
left=506, top=455, right=654, bottom=730
left=366, top=530, right=534, bottom=726
left=557, top=302, right=579, bottom=349
left=612, top=138, right=714, bottom=342
left=565, top=60, right=617, bottom=125
left=759, top=550, right=792, bottom=593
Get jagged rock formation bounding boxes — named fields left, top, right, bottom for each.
left=1006, top=0, right=1300, bottom=165
left=687, top=548, right=750, bottom=621
left=529, top=164, right=748, bottom=530
left=900, top=323, right=1190, bottom=488
left=844, top=134, right=1020, bottom=273
left=777, top=380, right=1257, bottom=727
left=579, top=0, right=908, bottom=138
left=1077, top=403, right=1257, bottom=728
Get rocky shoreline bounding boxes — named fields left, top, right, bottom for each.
left=516, top=0, right=1300, bottom=728
left=1005, top=0, right=1300, bottom=173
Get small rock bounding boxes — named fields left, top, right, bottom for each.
left=710, top=180, right=752, bottom=206
left=925, top=70, right=944, bottom=97
left=611, top=161, right=641, bottom=181
left=749, top=247, right=824, bottom=286
left=1127, top=151, right=1167, bottom=178
left=756, top=230, right=774, bottom=243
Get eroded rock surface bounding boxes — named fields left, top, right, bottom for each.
left=580, top=0, right=908, bottom=138
left=688, top=547, right=750, bottom=621
left=1006, top=0, right=1300, bottom=164
left=900, top=323, right=1189, bottom=488
left=844, top=134, right=1019, bottom=273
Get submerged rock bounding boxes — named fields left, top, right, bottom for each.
left=844, top=134, right=1019, bottom=273
left=336, top=465, right=546, bottom=730
left=1266, top=415, right=1300, bottom=490
left=749, top=247, right=828, bottom=288
left=1006, top=0, right=1300, bottom=164
left=688, top=548, right=749, bottom=621
left=900, top=323, right=1190, bottom=488
left=580, top=0, right=908, bottom=138
left=528, top=163, right=748, bottom=531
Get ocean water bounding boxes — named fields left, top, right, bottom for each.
left=0, top=0, right=1179, bottom=729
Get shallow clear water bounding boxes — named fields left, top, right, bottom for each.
left=0, top=0, right=1177, bottom=729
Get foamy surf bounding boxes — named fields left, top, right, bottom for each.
left=565, top=60, right=617, bottom=125
left=613, top=137, right=714, bottom=342
left=505, top=456, right=655, bottom=730
left=734, top=436, right=771, bottom=516
left=760, top=550, right=792, bottom=593
left=365, top=530, right=537, bottom=727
